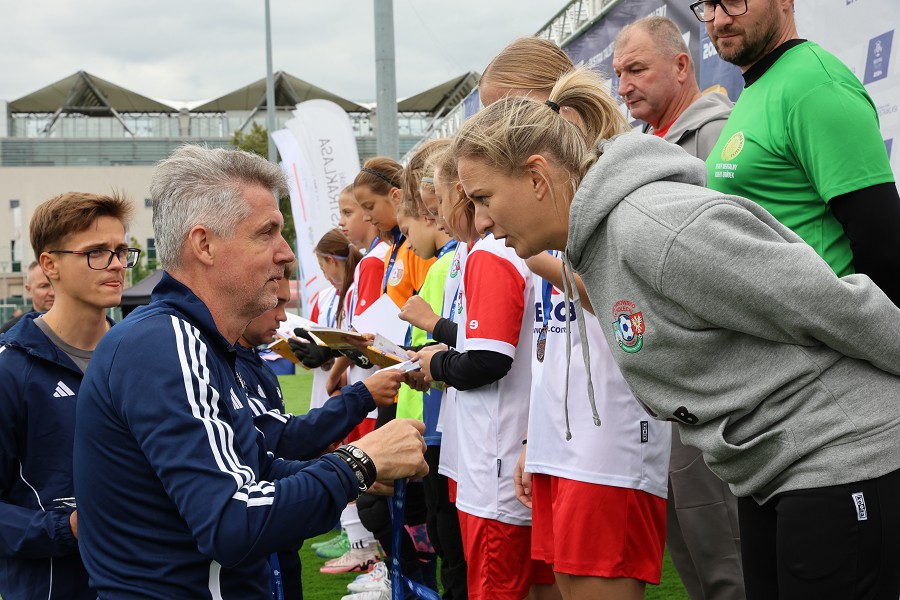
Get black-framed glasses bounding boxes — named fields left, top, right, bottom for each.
left=690, top=0, right=748, bottom=21
left=48, top=247, right=141, bottom=270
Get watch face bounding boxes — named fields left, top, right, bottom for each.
left=351, top=447, right=365, bottom=460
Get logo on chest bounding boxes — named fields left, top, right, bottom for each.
left=388, top=259, right=405, bottom=287
left=611, top=300, right=645, bottom=354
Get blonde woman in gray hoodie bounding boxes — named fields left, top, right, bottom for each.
left=451, top=65, right=900, bottom=600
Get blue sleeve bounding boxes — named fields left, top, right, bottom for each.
left=255, top=382, right=375, bottom=460
left=0, top=352, right=77, bottom=558
left=110, top=318, right=359, bottom=567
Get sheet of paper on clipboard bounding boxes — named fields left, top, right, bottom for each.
left=350, top=294, right=409, bottom=345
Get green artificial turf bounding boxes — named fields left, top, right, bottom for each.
left=278, top=372, right=688, bottom=599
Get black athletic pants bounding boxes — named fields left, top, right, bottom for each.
left=739, top=467, right=900, bottom=600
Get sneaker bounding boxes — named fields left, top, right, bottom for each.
left=310, top=529, right=345, bottom=551
left=320, top=544, right=381, bottom=574
left=347, top=561, right=389, bottom=593
left=340, top=575, right=390, bottom=600
left=315, top=530, right=350, bottom=558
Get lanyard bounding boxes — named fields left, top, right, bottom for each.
left=435, top=239, right=458, bottom=261
left=389, top=479, right=441, bottom=600
left=326, top=290, right=339, bottom=328
left=541, top=278, right=553, bottom=326
left=368, top=236, right=381, bottom=254
left=269, top=553, right=284, bottom=600
left=382, top=227, right=405, bottom=294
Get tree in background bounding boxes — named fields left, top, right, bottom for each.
left=129, top=236, right=157, bottom=286
left=231, top=122, right=297, bottom=252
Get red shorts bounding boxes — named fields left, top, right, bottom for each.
left=530, top=473, right=666, bottom=583
left=447, top=477, right=457, bottom=504
left=344, top=417, right=376, bottom=444
left=457, top=510, right=555, bottom=599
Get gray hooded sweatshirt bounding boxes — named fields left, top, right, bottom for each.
left=565, top=132, right=900, bottom=503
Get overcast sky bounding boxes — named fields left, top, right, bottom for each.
left=1, top=0, right=558, bottom=106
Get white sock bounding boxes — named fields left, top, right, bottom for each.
left=340, top=503, right=376, bottom=549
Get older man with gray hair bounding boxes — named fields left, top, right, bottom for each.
left=614, top=16, right=744, bottom=600
left=73, top=145, right=428, bottom=599
left=614, top=15, right=733, bottom=159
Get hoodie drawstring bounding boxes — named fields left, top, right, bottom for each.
left=560, top=252, right=601, bottom=441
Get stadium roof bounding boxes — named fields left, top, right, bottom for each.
left=192, top=71, right=369, bottom=113
left=8, top=71, right=176, bottom=114
left=398, top=72, right=480, bottom=116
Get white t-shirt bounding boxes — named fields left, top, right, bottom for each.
left=345, top=241, right=390, bottom=416
left=308, top=286, right=339, bottom=411
left=436, top=242, right=468, bottom=482
left=451, top=235, right=535, bottom=526
left=526, top=252, right=670, bottom=498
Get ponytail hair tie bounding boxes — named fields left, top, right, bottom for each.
left=544, top=100, right=561, bottom=114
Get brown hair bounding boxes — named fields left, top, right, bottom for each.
left=315, top=229, right=362, bottom=327
left=353, top=157, right=403, bottom=196
left=400, top=138, right=451, bottom=218
left=431, top=147, right=478, bottom=243
left=30, top=191, right=134, bottom=256
left=481, top=37, right=575, bottom=98
left=453, top=67, right=628, bottom=194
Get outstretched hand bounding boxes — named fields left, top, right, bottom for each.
left=287, top=328, right=335, bottom=369
left=354, top=419, right=428, bottom=481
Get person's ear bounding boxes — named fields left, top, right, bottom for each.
left=674, top=52, right=692, bottom=83
left=186, top=225, right=215, bottom=266
left=389, top=187, right=403, bottom=205
left=524, top=154, right=552, bottom=201
left=39, top=252, right=60, bottom=282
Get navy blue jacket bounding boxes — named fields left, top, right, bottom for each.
left=74, top=273, right=360, bottom=599
left=237, top=345, right=376, bottom=460
left=0, top=314, right=93, bottom=600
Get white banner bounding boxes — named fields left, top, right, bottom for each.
left=274, top=99, right=362, bottom=318
left=796, top=0, right=899, bottom=177
left=272, top=128, right=326, bottom=318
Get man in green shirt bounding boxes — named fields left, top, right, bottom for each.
left=700, top=0, right=900, bottom=303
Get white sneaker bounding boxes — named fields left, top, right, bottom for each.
left=347, top=561, right=389, bottom=593
left=340, top=575, right=391, bottom=599
left=320, top=544, right=381, bottom=574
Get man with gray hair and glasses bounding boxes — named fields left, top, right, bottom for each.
left=74, top=145, right=428, bottom=599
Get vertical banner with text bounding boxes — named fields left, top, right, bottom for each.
left=273, top=100, right=362, bottom=317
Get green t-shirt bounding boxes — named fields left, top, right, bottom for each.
left=396, top=248, right=453, bottom=421
left=707, top=41, right=894, bottom=276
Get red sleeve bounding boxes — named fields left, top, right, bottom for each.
left=309, top=292, right=321, bottom=323
left=354, top=256, right=384, bottom=316
left=464, top=251, right=525, bottom=347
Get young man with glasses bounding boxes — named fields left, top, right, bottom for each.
left=0, top=192, right=135, bottom=600
left=695, top=0, right=900, bottom=307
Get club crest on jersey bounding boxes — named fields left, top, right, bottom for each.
left=388, top=259, right=405, bottom=286
left=611, top=300, right=645, bottom=354
left=449, top=255, right=461, bottom=279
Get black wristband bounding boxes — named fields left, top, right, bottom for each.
left=332, top=444, right=377, bottom=493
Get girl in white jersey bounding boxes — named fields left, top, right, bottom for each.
left=414, top=151, right=556, bottom=600
left=475, top=38, right=672, bottom=600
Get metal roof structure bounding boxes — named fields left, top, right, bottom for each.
left=397, top=72, right=479, bottom=116
left=192, top=71, right=369, bottom=114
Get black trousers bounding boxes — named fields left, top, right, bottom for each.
left=739, top=467, right=900, bottom=600
left=423, top=445, right=468, bottom=600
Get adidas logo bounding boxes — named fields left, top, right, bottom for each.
left=53, top=381, right=75, bottom=398
left=230, top=388, right=244, bottom=410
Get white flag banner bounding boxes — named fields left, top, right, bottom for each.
left=273, top=100, right=362, bottom=318
left=272, top=128, right=326, bottom=318
left=285, top=99, right=361, bottom=243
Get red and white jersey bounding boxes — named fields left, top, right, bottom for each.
left=351, top=240, right=390, bottom=318
left=526, top=253, right=670, bottom=498
left=308, top=286, right=339, bottom=411
left=436, top=242, right=468, bottom=482
left=451, top=235, right=535, bottom=526
left=344, top=241, right=389, bottom=417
